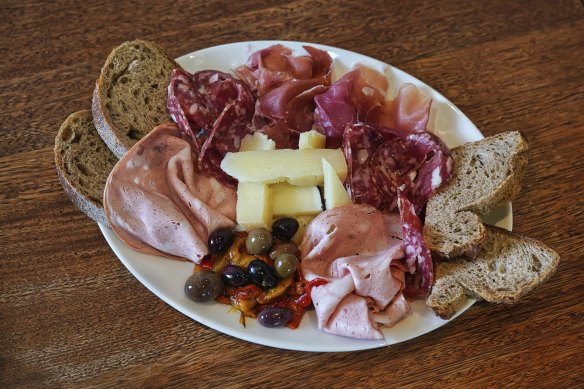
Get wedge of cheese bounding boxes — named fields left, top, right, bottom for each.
left=236, top=182, right=273, bottom=230
left=239, top=132, right=276, bottom=151
left=322, top=158, right=351, bottom=210
left=299, top=130, right=326, bottom=149
left=221, top=148, right=347, bottom=186
left=272, top=183, right=323, bottom=217
left=291, top=215, right=316, bottom=245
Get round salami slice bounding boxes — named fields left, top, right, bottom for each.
left=342, top=123, right=386, bottom=208
left=167, top=69, right=212, bottom=150
left=198, top=101, right=252, bottom=188
left=397, top=190, right=433, bottom=297
left=194, top=70, right=254, bottom=121
left=370, top=132, right=453, bottom=214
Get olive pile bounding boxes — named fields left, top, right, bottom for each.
left=184, top=218, right=301, bottom=328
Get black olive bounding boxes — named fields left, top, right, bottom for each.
left=208, top=228, right=234, bottom=254
left=248, top=259, right=278, bottom=289
left=258, top=307, right=293, bottom=327
left=272, top=218, right=299, bottom=241
left=221, top=264, right=251, bottom=288
left=184, top=271, right=223, bottom=302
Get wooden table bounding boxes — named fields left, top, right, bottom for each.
left=1, top=0, right=582, bottom=387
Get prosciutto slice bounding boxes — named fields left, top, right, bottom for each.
left=235, top=44, right=332, bottom=96
left=300, top=204, right=411, bottom=339
left=104, top=124, right=236, bottom=263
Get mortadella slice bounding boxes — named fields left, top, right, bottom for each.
left=300, top=204, right=411, bottom=339
left=104, top=123, right=236, bottom=263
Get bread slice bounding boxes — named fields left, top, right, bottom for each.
left=54, top=110, right=118, bottom=226
left=424, top=131, right=529, bottom=259
left=426, top=225, right=560, bottom=319
left=92, top=39, right=178, bottom=158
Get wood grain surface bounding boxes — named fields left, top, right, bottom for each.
left=1, top=0, right=583, bottom=387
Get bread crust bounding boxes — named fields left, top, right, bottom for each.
left=54, top=110, right=115, bottom=227
left=424, top=131, right=529, bottom=260
left=92, top=39, right=178, bottom=159
left=426, top=225, right=560, bottom=319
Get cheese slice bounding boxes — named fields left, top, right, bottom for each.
left=322, top=158, right=352, bottom=210
left=291, top=215, right=316, bottom=245
left=299, top=130, right=326, bottom=149
left=236, top=182, right=273, bottom=230
left=272, top=183, right=323, bottom=217
left=239, top=132, right=276, bottom=151
left=221, top=148, right=347, bottom=186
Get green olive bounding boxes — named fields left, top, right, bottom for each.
left=246, top=228, right=273, bottom=255
left=269, top=242, right=299, bottom=260
left=274, top=253, right=299, bottom=279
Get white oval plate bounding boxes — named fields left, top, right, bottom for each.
left=99, top=41, right=512, bottom=352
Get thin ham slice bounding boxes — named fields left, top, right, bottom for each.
left=235, top=44, right=332, bottom=96
left=300, top=204, right=402, bottom=279
left=300, top=204, right=411, bottom=339
left=104, top=124, right=236, bottom=263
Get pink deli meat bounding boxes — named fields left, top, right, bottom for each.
left=103, top=123, right=236, bottom=263
left=300, top=204, right=411, bottom=339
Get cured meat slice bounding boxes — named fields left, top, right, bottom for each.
left=397, top=191, right=433, bottom=297
left=103, top=123, right=236, bottom=263
left=254, top=79, right=322, bottom=125
left=342, top=123, right=387, bottom=208
left=167, top=68, right=212, bottom=149
left=314, top=66, right=389, bottom=148
left=370, top=132, right=453, bottom=213
left=235, top=44, right=333, bottom=96
left=379, top=83, right=432, bottom=133
left=300, top=204, right=403, bottom=279
left=194, top=70, right=254, bottom=120
left=167, top=69, right=254, bottom=151
left=199, top=101, right=252, bottom=188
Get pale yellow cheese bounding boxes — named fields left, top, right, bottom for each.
left=236, top=182, right=273, bottom=231
left=291, top=215, right=316, bottom=245
left=272, top=183, right=323, bottom=217
left=322, top=158, right=352, bottom=210
left=299, top=130, right=326, bottom=149
left=239, top=132, right=276, bottom=152
left=221, top=148, right=347, bottom=186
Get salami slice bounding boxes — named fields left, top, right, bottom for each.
left=397, top=190, right=433, bottom=297
left=370, top=132, right=453, bottom=214
left=167, top=69, right=212, bottom=150
left=342, top=123, right=386, bottom=208
left=194, top=70, right=254, bottom=120
left=199, top=101, right=252, bottom=188
left=167, top=69, right=255, bottom=152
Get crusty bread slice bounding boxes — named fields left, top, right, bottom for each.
left=92, top=39, right=178, bottom=158
left=426, top=225, right=560, bottom=319
left=54, top=110, right=117, bottom=226
left=424, top=131, right=529, bottom=259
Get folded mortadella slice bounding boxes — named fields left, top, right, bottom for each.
left=300, top=204, right=403, bottom=279
left=104, top=123, right=236, bottom=263
left=300, top=204, right=411, bottom=339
